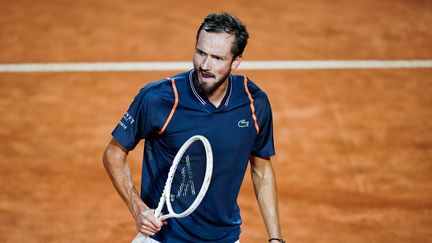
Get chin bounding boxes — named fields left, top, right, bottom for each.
left=198, top=75, right=216, bottom=85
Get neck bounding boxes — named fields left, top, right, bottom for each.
left=207, top=80, right=228, bottom=107
left=193, top=71, right=230, bottom=108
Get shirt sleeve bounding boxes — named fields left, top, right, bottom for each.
left=251, top=94, right=276, bottom=158
left=111, top=86, right=155, bottom=150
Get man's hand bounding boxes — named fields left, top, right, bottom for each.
left=135, top=209, right=163, bottom=237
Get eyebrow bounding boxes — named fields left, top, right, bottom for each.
left=196, top=47, right=225, bottom=60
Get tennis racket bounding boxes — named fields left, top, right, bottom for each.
left=132, top=135, right=213, bottom=243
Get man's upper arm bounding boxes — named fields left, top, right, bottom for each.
left=110, top=137, right=129, bottom=153
left=103, top=138, right=129, bottom=166
left=250, top=156, right=272, bottom=173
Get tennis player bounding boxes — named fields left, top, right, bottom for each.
left=103, top=12, right=284, bottom=243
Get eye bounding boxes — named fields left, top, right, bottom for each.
left=196, top=49, right=205, bottom=56
left=213, top=55, right=223, bottom=61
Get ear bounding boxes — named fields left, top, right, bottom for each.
left=231, top=55, right=242, bottom=70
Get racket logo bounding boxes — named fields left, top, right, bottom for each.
left=172, top=154, right=196, bottom=202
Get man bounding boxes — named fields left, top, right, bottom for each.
left=103, top=12, right=284, bottom=243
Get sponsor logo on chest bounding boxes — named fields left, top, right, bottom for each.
left=237, top=119, right=249, bottom=128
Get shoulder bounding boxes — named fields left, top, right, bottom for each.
left=231, top=74, right=270, bottom=103
left=137, top=78, right=173, bottom=99
left=135, top=71, right=190, bottom=103
left=141, top=70, right=190, bottom=95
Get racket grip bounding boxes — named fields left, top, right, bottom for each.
left=131, top=233, right=146, bottom=243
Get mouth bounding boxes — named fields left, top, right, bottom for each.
left=199, top=70, right=215, bottom=80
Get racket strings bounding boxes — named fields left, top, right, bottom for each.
left=170, top=141, right=207, bottom=214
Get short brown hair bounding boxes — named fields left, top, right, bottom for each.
left=196, top=12, right=249, bottom=58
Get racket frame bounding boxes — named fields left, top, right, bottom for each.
left=132, top=135, right=213, bottom=243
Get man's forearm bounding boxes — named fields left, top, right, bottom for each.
left=103, top=140, right=147, bottom=219
left=250, top=157, right=283, bottom=239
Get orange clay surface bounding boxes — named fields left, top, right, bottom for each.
left=1, top=0, right=431, bottom=242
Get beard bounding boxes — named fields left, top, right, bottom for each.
left=193, top=69, right=230, bottom=97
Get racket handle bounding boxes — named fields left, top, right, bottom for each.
left=131, top=233, right=146, bottom=243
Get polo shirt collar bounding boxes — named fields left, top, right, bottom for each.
left=188, top=69, right=232, bottom=108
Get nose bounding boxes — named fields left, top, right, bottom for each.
left=201, top=56, right=211, bottom=71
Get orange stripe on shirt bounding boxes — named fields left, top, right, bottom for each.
left=158, top=78, right=178, bottom=135
left=243, top=76, right=260, bottom=134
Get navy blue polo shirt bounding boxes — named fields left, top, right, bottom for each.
left=112, top=70, right=275, bottom=243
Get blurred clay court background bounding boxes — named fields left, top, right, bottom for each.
left=1, top=0, right=431, bottom=242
